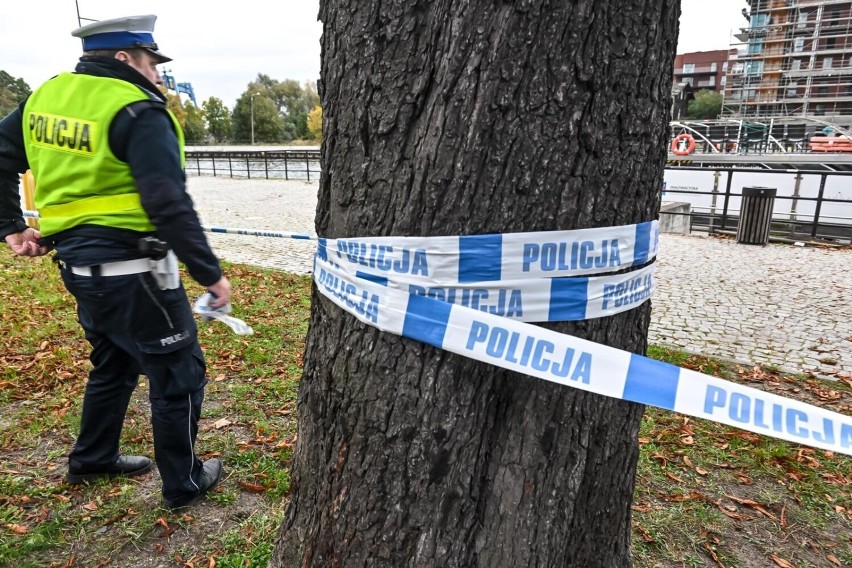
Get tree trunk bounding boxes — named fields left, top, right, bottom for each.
left=272, top=1, right=680, bottom=566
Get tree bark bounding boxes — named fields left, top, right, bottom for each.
left=272, top=1, right=680, bottom=566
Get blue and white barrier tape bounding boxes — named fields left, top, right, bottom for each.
left=21, top=209, right=850, bottom=454
left=320, top=220, right=659, bottom=282
left=203, top=225, right=316, bottom=240
left=317, top=238, right=657, bottom=322
left=312, top=226, right=851, bottom=457
left=23, top=212, right=317, bottom=241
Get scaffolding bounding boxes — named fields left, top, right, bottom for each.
left=723, top=0, right=852, bottom=124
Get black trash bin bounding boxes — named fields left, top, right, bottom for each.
left=736, top=186, right=777, bottom=245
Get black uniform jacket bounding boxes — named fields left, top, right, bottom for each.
left=0, top=57, right=222, bottom=286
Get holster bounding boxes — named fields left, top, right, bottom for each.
left=149, top=250, right=180, bottom=290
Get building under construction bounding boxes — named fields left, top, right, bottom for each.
left=723, top=0, right=852, bottom=126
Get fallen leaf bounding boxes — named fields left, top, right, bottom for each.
left=665, top=471, right=685, bottom=483
left=632, top=502, right=652, bottom=513
left=665, top=492, right=707, bottom=503
left=827, top=554, right=842, bottom=566
left=155, top=517, right=176, bottom=542
left=238, top=480, right=268, bottom=493
left=770, top=555, right=795, bottom=568
left=6, top=523, right=28, bottom=535
left=695, top=466, right=709, bottom=476
left=82, top=501, right=98, bottom=511
left=735, top=473, right=753, bottom=485
left=725, top=495, right=779, bottom=522
left=717, top=506, right=748, bottom=520
left=212, top=418, right=232, bottom=429
left=702, top=542, right=725, bottom=568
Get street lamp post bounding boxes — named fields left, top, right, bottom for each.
left=250, top=93, right=259, bottom=145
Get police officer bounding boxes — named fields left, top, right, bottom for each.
left=0, top=15, right=228, bottom=509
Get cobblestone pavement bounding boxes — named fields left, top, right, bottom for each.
left=188, top=176, right=852, bottom=380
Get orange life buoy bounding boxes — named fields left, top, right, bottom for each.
left=671, top=133, right=696, bottom=156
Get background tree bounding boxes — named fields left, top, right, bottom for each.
left=233, top=91, right=285, bottom=143
left=687, top=89, right=723, bottom=120
left=183, top=102, right=208, bottom=144
left=240, top=76, right=321, bottom=141
left=0, top=70, right=31, bottom=117
left=164, top=92, right=188, bottom=128
left=202, top=97, right=232, bottom=143
left=276, top=79, right=320, bottom=140
left=306, top=105, right=322, bottom=142
left=272, top=1, right=679, bottom=567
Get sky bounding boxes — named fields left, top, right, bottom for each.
left=1, top=1, right=746, bottom=110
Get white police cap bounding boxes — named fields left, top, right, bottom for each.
left=71, top=14, right=172, bottom=64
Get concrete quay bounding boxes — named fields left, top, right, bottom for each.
left=188, top=176, right=852, bottom=380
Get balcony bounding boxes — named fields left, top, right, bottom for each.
left=675, top=65, right=720, bottom=75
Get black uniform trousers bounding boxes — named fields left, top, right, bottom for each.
left=61, top=265, right=208, bottom=503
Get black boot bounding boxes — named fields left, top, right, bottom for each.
left=66, top=455, right=152, bottom=484
left=163, top=458, right=224, bottom=509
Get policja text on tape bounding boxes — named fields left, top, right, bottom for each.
left=312, top=222, right=851, bottom=457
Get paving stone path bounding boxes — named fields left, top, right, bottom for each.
left=188, top=176, right=852, bottom=380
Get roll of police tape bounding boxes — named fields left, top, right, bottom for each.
left=312, top=230, right=851, bottom=457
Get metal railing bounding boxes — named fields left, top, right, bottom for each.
left=185, top=149, right=321, bottom=181
left=662, top=166, right=852, bottom=243
left=182, top=150, right=851, bottom=243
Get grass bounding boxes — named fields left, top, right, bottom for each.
left=0, top=248, right=850, bottom=567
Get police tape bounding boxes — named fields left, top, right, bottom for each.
left=203, top=225, right=316, bottom=240
left=21, top=208, right=852, bottom=454
left=23, top=211, right=317, bottom=241
left=23, top=210, right=659, bottom=319
left=316, top=221, right=659, bottom=321
left=313, top=234, right=852, bottom=457
left=318, top=243, right=656, bottom=321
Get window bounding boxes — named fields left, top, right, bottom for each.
left=787, top=81, right=799, bottom=97
left=708, top=76, right=716, bottom=87
left=752, top=13, right=769, bottom=28
left=794, top=38, right=805, bottom=52
left=748, top=39, right=764, bottom=55
left=791, top=59, right=802, bottom=71
left=721, top=76, right=727, bottom=86
left=683, top=77, right=694, bottom=86
left=797, top=12, right=809, bottom=29
left=710, top=62, right=717, bottom=73
left=682, top=63, right=695, bottom=74
left=745, top=61, right=764, bottom=75
left=826, top=37, right=837, bottom=50
left=824, top=57, right=834, bottom=69
left=723, top=61, right=728, bottom=72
